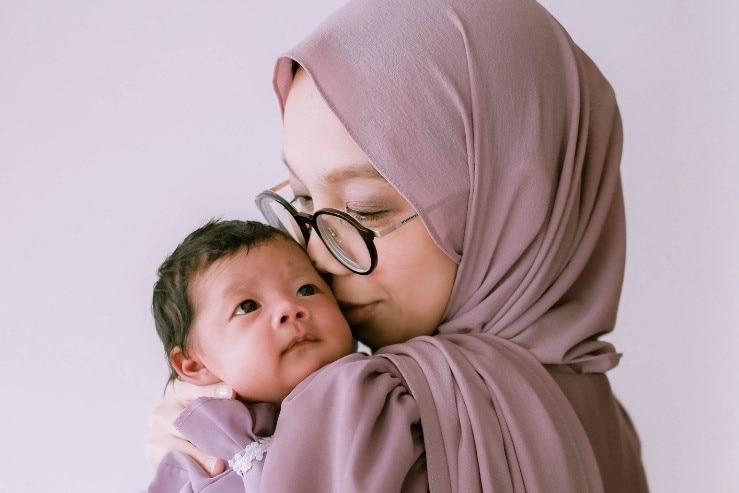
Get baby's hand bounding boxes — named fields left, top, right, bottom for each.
left=145, top=379, right=235, bottom=476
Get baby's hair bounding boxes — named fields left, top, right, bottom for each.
left=152, top=219, right=291, bottom=383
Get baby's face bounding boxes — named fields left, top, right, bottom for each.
left=188, top=237, right=354, bottom=403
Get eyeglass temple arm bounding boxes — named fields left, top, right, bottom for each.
left=373, top=213, right=419, bottom=238
left=269, top=179, right=290, bottom=192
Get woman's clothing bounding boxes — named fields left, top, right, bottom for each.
left=263, top=338, right=646, bottom=493
left=263, top=353, right=428, bottom=492
left=265, top=0, right=649, bottom=490
left=549, top=370, right=649, bottom=492
left=148, top=398, right=276, bottom=493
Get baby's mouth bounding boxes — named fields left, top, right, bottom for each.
left=283, top=334, right=319, bottom=354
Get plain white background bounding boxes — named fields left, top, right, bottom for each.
left=1, top=1, right=736, bottom=491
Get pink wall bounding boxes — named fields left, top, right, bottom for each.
left=0, top=1, right=736, bottom=491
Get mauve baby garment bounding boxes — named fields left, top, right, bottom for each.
left=147, top=397, right=276, bottom=493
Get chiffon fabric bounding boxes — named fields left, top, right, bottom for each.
left=263, top=0, right=648, bottom=491
left=148, top=398, right=276, bottom=492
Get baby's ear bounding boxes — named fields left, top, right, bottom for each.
left=169, top=346, right=220, bottom=386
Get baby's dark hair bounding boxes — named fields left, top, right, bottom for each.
left=152, top=219, right=290, bottom=382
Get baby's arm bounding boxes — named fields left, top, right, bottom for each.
left=148, top=396, right=277, bottom=492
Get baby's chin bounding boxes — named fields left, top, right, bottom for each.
left=233, top=371, right=324, bottom=405
left=235, top=391, right=284, bottom=406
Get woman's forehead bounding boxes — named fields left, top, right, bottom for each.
left=282, top=68, right=388, bottom=186
left=283, top=157, right=385, bottom=187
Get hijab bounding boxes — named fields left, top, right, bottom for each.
left=272, top=0, right=627, bottom=490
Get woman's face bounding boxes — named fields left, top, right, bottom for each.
left=281, top=70, right=458, bottom=350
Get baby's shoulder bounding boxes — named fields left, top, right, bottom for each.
left=283, top=352, right=411, bottom=406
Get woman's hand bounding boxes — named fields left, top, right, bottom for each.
left=145, top=379, right=235, bottom=476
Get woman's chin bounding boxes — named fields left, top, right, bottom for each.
left=341, top=301, right=379, bottom=327
left=351, top=325, right=381, bottom=352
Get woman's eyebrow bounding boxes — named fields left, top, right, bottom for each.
left=281, top=156, right=383, bottom=184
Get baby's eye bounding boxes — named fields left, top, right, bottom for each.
left=235, top=299, right=259, bottom=315
left=296, top=284, right=317, bottom=297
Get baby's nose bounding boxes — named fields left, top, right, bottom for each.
left=273, top=300, right=308, bottom=326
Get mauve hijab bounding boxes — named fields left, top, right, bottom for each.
left=262, top=0, right=647, bottom=491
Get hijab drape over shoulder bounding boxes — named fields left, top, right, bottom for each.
left=267, top=0, right=648, bottom=491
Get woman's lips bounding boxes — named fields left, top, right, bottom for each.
left=338, top=301, right=378, bottom=326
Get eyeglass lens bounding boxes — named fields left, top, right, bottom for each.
left=260, top=195, right=373, bottom=273
left=260, top=198, right=307, bottom=247
left=315, top=214, right=372, bottom=272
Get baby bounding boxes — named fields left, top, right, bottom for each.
left=147, top=219, right=354, bottom=492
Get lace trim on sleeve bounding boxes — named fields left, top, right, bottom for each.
left=228, top=437, right=272, bottom=477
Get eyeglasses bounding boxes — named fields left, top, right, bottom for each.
left=255, top=179, right=418, bottom=275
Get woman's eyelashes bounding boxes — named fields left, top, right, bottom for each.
left=289, top=188, right=394, bottom=223
left=346, top=207, right=390, bottom=224
left=291, top=195, right=313, bottom=214
left=234, top=299, right=260, bottom=316
left=290, top=195, right=392, bottom=224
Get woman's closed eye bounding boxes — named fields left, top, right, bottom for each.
left=346, top=207, right=391, bottom=225
left=291, top=195, right=313, bottom=214
left=235, top=299, right=260, bottom=315
left=297, top=284, right=317, bottom=297
left=291, top=193, right=391, bottom=225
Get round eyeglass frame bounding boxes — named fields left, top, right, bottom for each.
left=255, top=180, right=419, bottom=275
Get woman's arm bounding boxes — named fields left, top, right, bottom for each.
left=261, top=353, right=427, bottom=492
left=146, top=379, right=235, bottom=476
left=146, top=354, right=427, bottom=491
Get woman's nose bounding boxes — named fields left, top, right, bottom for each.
left=306, top=231, right=349, bottom=275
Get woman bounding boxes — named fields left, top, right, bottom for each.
left=148, top=0, right=649, bottom=490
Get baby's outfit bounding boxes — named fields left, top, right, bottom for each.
left=147, top=397, right=277, bottom=493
